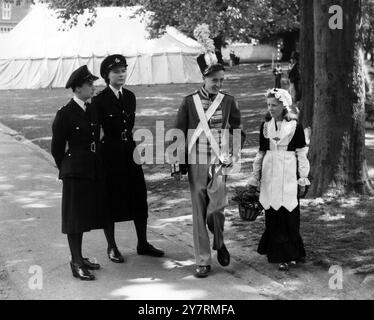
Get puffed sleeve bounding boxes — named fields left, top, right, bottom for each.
left=248, top=123, right=266, bottom=187
left=259, top=121, right=269, bottom=152
left=169, top=97, right=189, bottom=175
left=294, top=124, right=311, bottom=186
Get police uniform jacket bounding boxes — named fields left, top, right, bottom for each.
left=51, top=99, right=106, bottom=234
left=91, top=86, right=148, bottom=222
left=51, top=99, right=104, bottom=180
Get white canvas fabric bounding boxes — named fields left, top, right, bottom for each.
left=0, top=5, right=202, bottom=89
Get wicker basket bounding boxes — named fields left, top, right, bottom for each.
left=238, top=204, right=263, bottom=222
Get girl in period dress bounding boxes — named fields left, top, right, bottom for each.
left=248, top=88, right=311, bottom=271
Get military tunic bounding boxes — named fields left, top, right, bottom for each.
left=91, top=86, right=148, bottom=222
left=51, top=99, right=107, bottom=234
left=171, top=87, right=245, bottom=266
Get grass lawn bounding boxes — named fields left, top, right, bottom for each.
left=1, top=63, right=374, bottom=294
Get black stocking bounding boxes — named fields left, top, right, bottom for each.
left=67, top=233, right=83, bottom=265
left=104, top=223, right=117, bottom=249
left=134, top=218, right=148, bottom=247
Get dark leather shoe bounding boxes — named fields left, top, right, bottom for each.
left=83, top=258, right=100, bottom=270
left=217, top=244, right=230, bottom=267
left=107, top=247, right=125, bottom=263
left=70, top=262, right=95, bottom=281
left=194, top=265, right=211, bottom=278
left=137, top=243, right=164, bottom=257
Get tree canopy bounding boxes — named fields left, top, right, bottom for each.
left=41, top=0, right=300, bottom=43
left=362, top=0, right=374, bottom=54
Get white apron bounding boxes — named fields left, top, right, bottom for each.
left=259, top=119, right=298, bottom=212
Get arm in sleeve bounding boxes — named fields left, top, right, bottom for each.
left=170, top=97, right=188, bottom=175
left=51, top=110, right=68, bottom=170
left=248, top=151, right=265, bottom=187
left=294, top=124, right=311, bottom=186
left=91, top=96, right=105, bottom=141
left=228, top=97, right=246, bottom=161
left=248, top=123, right=266, bottom=187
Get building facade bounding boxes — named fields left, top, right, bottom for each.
left=0, top=0, right=31, bottom=33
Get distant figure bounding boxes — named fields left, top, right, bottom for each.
left=229, top=50, right=240, bottom=66
left=288, top=52, right=301, bottom=103
left=273, top=64, right=283, bottom=88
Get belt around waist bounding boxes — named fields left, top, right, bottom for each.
left=68, top=142, right=97, bottom=153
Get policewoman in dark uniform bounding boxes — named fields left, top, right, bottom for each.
left=92, top=54, right=164, bottom=262
left=51, top=65, right=105, bottom=281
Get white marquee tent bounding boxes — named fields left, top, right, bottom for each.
left=0, top=5, right=203, bottom=89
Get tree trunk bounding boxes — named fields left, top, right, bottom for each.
left=299, top=0, right=314, bottom=128
left=308, top=0, right=373, bottom=196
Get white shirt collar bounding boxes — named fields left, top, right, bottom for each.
left=73, top=96, right=87, bottom=111
left=109, top=85, right=123, bottom=99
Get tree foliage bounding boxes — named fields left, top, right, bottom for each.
left=362, top=0, right=374, bottom=54
left=42, top=0, right=300, bottom=42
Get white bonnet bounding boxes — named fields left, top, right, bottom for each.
left=265, top=88, right=293, bottom=109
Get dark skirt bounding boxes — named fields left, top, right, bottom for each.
left=257, top=205, right=306, bottom=263
left=106, top=163, right=148, bottom=223
left=61, top=177, right=107, bottom=234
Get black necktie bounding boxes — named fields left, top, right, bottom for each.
left=118, top=91, right=123, bottom=101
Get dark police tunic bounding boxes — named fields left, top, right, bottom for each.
left=51, top=99, right=107, bottom=234
left=91, top=86, right=148, bottom=222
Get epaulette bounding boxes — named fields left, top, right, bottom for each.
left=186, top=90, right=200, bottom=97
left=58, top=104, right=69, bottom=112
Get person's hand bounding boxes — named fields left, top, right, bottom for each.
left=220, top=154, right=233, bottom=168
left=173, top=172, right=182, bottom=182
left=298, top=185, right=306, bottom=198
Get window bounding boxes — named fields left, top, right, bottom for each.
left=2, top=2, right=12, bottom=20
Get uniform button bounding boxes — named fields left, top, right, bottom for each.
left=76, top=127, right=80, bottom=130
left=123, top=120, right=126, bottom=123
left=92, top=132, right=94, bottom=136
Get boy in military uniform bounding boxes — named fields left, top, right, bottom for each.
left=170, top=64, right=245, bottom=278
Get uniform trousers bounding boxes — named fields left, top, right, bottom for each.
left=187, top=164, right=228, bottom=266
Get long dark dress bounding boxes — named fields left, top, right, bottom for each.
left=91, top=86, right=148, bottom=223
left=51, top=100, right=107, bottom=234
left=257, top=121, right=306, bottom=263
